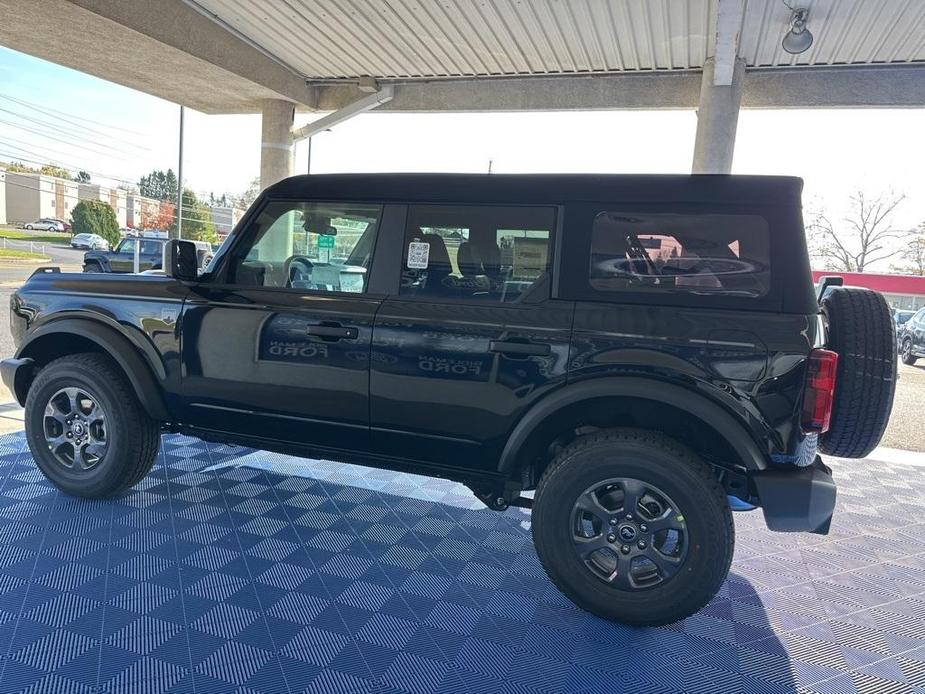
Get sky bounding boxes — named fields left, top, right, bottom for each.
left=1, top=45, right=923, bottom=259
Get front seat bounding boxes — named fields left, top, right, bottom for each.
left=456, top=241, right=481, bottom=277
left=415, top=233, right=453, bottom=294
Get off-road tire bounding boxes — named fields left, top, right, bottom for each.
left=25, top=353, right=160, bottom=497
left=531, top=428, right=734, bottom=626
left=83, top=261, right=103, bottom=273
left=901, top=338, right=917, bottom=365
left=819, top=287, right=897, bottom=458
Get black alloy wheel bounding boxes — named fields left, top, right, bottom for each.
left=571, top=477, right=688, bottom=590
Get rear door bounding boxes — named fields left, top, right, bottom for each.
left=179, top=199, right=393, bottom=450
left=369, top=204, right=573, bottom=473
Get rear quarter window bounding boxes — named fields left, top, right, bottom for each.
left=589, top=212, right=770, bottom=298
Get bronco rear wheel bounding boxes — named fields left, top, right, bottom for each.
left=531, top=428, right=733, bottom=626
left=25, top=353, right=160, bottom=498
left=819, top=287, right=897, bottom=458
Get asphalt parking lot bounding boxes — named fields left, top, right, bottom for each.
left=0, top=261, right=921, bottom=451
left=883, top=360, right=925, bottom=452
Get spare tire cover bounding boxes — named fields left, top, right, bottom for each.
left=819, top=287, right=897, bottom=458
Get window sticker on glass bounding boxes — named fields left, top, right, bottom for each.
left=407, top=240, right=430, bottom=269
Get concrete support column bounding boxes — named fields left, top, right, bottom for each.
left=692, top=57, right=745, bottom=174
left=260, top=99, right=295, bottom=189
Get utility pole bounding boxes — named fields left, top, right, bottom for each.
left=306, top=136, right=312, bottom=174
left=176, top=105, right=184, bottom=239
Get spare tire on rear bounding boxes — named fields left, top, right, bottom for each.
left=819, top=286, right=897, bottom=458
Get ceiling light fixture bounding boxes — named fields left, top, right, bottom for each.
left=782, top=6, right=813, bottom=55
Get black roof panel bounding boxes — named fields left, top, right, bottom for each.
left=264, top=173, right=803, bottom=207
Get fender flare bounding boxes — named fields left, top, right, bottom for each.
left=16, top=317, right=169, bottom=421
left=84, top=255, right=109, bottom=270
left=497, top=377, right=770, bottom=477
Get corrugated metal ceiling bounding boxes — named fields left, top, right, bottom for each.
left=192, top=0, right=925, bottom=80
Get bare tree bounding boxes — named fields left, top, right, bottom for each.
left=807, top=190, right=909, bottom=272
left=891, top=224, right=925, bottom=276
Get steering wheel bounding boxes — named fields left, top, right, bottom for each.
left=284, top=255, right=314, bottom=287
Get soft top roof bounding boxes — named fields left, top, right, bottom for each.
left=264, top=173, right=803, bottom=207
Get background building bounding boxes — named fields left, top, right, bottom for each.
left=126, top=193, right=160, bottom=229
left=812, top=270, right=925, bottom=310
left=5, top=172, right=78, bottom=223
left=209, top=204, right=245, bottom=238
left=78, top=183, right=127, bottom=227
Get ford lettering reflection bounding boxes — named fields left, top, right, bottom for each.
left=259, top=314, right=332, bottom=363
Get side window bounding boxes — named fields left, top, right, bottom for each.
left=399, top=205, right=555, bottom=303
left=119, top=239, right=135, bottom=255
left=589, top=211, right=770, bottom=298
left=140, top=240, right=162, bottom=255
left=227, top=201, right=381, bottom=293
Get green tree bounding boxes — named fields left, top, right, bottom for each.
left=71, top=200, right=120, bottom=247
left=170, top=189, right=217, bottom=243
left=138, top=169, right=179, bottom=201
left=76, top=171, right=91, bottom=183
left=5, top=161, right=39, bottom=174
left=38, top=164, right=73, bottom=180
left=3, top=161, right=74, bottom=180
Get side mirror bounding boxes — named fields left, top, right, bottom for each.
left=163, top=239, right=199, bottom=281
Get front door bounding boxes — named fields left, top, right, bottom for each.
left=109, top=238, right=137, bottom=273
left=370, top=204, right=573, bottom=473
left=179, top=199, right=386, bottom=450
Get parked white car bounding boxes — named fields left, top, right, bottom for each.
left=24, top=218, right=64, bottom=232
left=70, top=233, right=109, bottom=250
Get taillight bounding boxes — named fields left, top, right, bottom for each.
left=801, top=349, right=839, bottom=434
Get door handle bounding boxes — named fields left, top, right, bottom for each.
left=306, top=323, right=358, bottom=340
left=489, top=340, right=551, bottom=357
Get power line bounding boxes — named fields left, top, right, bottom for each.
left=1, top=137, right=174, bottom=189
left=0, top=105, right=152, bottom=154
left=1, top=138, right=242, bottom=201
left=0, top=148, right=138, bottom=187
left=0, top=92, right=150, bottom=137
left=0, top=118, right=136, bottom=161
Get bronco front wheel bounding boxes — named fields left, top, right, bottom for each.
left=531, top=429, right=733, bottom=626
left=25, top=353, right=161, bottom=498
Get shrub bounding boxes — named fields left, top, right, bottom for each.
left=71, top=200, right=120, bottom=248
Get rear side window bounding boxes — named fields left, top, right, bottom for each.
left=400, top=205, right=555, bottom=303
left=589, top=212, right=770, bottom=298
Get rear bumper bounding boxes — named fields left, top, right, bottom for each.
left=1, top=358, right=34, bottom=407
left=753, top=456, right=836, bottom=534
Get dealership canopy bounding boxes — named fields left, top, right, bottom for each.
left=0, top=0, right=922, bottom=180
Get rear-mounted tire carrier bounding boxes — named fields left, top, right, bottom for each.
left=818, top=287, right=897, bottom=458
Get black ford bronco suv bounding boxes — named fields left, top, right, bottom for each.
left=2, top=174, right=897, bottom=625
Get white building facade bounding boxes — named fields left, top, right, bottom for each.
left=5, top=172, right=79, bottom=223
left=209, top=205, right=246, bottom=238
left=126, top=193, right=160, bottom=229
left=78, top=183, right=128, bottom=228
